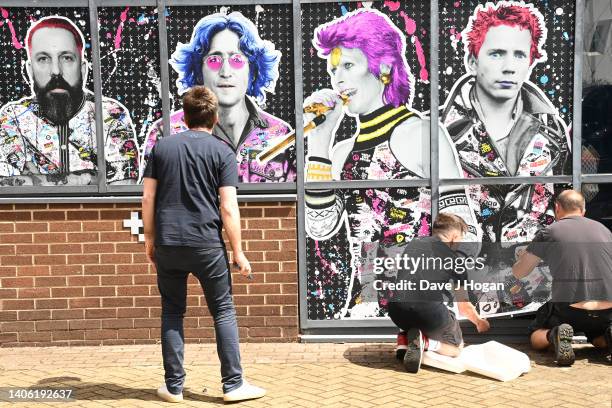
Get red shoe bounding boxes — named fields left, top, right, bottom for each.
left=396, top=331, right=408, bottom=360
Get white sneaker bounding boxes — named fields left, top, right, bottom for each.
left=223, top=380, right=266, bottom=402
left=157, top=384, right=183, bottom=403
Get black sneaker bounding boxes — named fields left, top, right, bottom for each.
left=403, top=328, right=424, bottom=373
left=550, top=324, right=575, bottom=366
left=396, top=331, right=408, bottom=361
left=604, top=324, right=612, bottom=364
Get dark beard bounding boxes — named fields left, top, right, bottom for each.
left=34, top=75, right=84, bottom=125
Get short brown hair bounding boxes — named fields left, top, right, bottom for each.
left=432, top=213, right=468, bottom=236
left=555, top=190, right=585, bottom=213
left=182, top=86, right=218, bottom=129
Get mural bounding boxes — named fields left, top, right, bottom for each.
left=438, top=1, right=574, bottom=317
left=0, top=9, right=138, bottom=186
left=141, top=6, right=296, bottom=183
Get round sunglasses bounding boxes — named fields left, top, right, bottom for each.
left=205, top=54, right=247, bottom=71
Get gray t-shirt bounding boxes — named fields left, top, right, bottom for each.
left=527, top=216, right=612, bottom=302
left=143, top=130, right=238, bottom=248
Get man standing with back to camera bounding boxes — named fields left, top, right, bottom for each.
left=142, top=86, right=265, bottom=402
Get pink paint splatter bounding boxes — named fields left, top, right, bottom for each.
left=0, top=8, right=23, bottom=50
left=454, top=1, right=461, bottom=7
left=400, top=12, right=428, bottom=81
left=418, top=218, right=430, bottom=236
left=383, top=0, right=401, bottom=12
left=114, top=7, right=129, bottom=50
left=357, top=2, right=362, bottom=7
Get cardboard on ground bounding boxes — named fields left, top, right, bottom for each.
left=422, top=341, right=531, bottom=381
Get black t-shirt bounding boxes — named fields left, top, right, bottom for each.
left=527, top=216, right=612, bottom=302
left=393, top=236, right=466, bottom=303
left=143, top=130, right=238, bottom=248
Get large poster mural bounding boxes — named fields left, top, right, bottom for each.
left=437, top=1, right=574, bottom=317
left=141, top=6, right=296, bottom=183
left=0, top=9, right=138, bottom=186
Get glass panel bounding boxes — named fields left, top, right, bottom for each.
left=439, top=0, right=574, bottom=177
left=0, top=7, right=97, bottom=188
left=144, top=5, right=296, bottom=184
left=301, top=1, right=430, bottom=182
left=98, top=6, right=161, bottom=185
left=583, top=183, right=612, bottom=230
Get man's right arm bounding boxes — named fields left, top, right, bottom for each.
left=219, top=186, right=251, bottom=277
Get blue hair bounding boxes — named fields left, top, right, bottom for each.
left=170, top=12, right=281, bottom=105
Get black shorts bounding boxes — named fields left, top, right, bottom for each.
left=388, top=302, right=463, bottom=346
left=528, top=302, right=612, bottom=343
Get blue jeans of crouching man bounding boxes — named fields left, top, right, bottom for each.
left=155, top=245, right=243, bottom=394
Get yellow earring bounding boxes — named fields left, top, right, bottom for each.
left=380, top=74, right=391, bottom=85
left=330, top=47, right=342, bottom=68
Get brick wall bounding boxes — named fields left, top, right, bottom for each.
left=0, top=201, right=298, bottom=347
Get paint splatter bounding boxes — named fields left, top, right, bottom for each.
left=400, top=11, right=428, bottom=81
left=255, top=5, right=264, bottom=27
left=540, top=75, right=549, bottom=85
left=0, top=8, right=24, bottom=50
left=114, top=7, right=129, bottom=50
left=383, top=1, right=401, bottom=12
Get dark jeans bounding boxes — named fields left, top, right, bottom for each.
left=388, top=302, right=464, bottom=346
left=155, top=245, right=243, bottom=394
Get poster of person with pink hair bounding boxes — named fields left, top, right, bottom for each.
left=301, top=5, right=478, bottom=320
left=439, top=1, right=574, bottom=317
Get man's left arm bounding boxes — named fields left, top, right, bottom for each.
left=511, top=248, right=542, bottom=280
left=142, top=177, right=157, bottom=269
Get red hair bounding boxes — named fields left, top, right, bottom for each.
left=26, top=16, right=84, bottom=56
left=465, top=3, right=545, bottom=63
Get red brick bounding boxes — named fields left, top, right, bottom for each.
left=0, top=332, right=18, bottom=343
left=84, top=329, right=118, bottom=340
left=67, top=254, right=99, bottom=264
left=100, top=254, right=132, bottom=264
left=51, top=264, right=83, bottom=275
left=50, top=244, right=82, bottom=254
left=51, top=287, right=84, bottom=297
left=133, top=275, right=156, bottom=285
left=100, top=210, right=132, bottom=220
left=282, top=305, right=298, bottom=316
left=264, top=230, right=296, bottom=240
left=233, top=295, right=265, bottom=306
left=18, top=310, right=50, bottom=320
left=0, top=311, right=17, bottom=321
left=84, top=264, right=115, bottom=275
left=236, top=316, right=266, bottom=326
left=184, top=328, right=215, bottom=338
left=117, top=264, right=148, bottom=274
left=2, top=299, right=34, bottom=309
left=85, top=243, right=115, bottom=253
left=84, top=286, right=116, bottom=297
left=67, top=276, right=100, bottom=286
left=0, top=222, right=15, bottom=232
left=83, top=203, right=114, bottom=209
left=281, top=219, right=296, bottom=229
left=33, top=211, right=65, bottom=221
left=85, top=309, right=117, bottom=319
left=36, top=320, right=68, bottom=331
left=102, top=297, right=134, bottom=307
left=283, top=327, right=299, bottom=338
left=113, top=203, right=138, bottom=209
left=18, top=287, right=50, bottom=298
left=15, top=222, right=48, bottom=232
left=16, top=244, right=48, bottom=255
left=34, top=255, right=66, bottom=265
left=2, top=321, right=35, bottom=332
left=266, top=294, right=297, bottom=304
left=280, top=240, right=297, bottom=251
left=247, top=241, right=280, bottom=251
left=117, top=286, right=150, bottom=297
left=240, top=208, right=263, bottom=217
left=101, top=275, right=132, bottom=285
left=0, top=288, right=16, bottom=298
left=100, top=231, right=133, bottom=242
left=0, top=245, right=15, bottom=255
left=35, top=298, right=68, bottom=309
left=82, top=221, right=116, bottom=231
left=0, top=266, right=16, bottom=277
left=249, top=327, right=281, bottom=337
left=233, top=284, right=247, bottom=294
left=67, top=232, right=99, bottom=242
left=69, top=298, right=101, bottom=308
left=247, top=219, right=280, bottom=229
left=118, top=328, right=150, bottom=339
left=265, top=273, right=297, bottom=283
left=264, top=207, right=296, bottom=217
left=115, top=243, right=143, bottom=253
left=281, top=262, right=297, bottom=272
left=265, top=251, right=296, bottom=262
left=252, top=262, right=280, bottom=273
left=69, top=319, right=101, bottom=330
left=135, top=296, right=161, bottom=307
left=17, top=204, right=46, bottom=210
left=117, top=307, right=149, bottom=318
left=66, top=211, right=99, bottom=220
left=242, top=230, right=263, bottom=240
left=0, top=211, right=31, bottom=221
left=0, top=234, right=33, bottom=244
left=102, top=319, right=134, bottom=329
left=34, top=233, right=66, bottom=243
left=248, top=284, right=281, bottom=294
left=281, top=283, right=298, bottom=294
left=49, top=221, right=82, bottom=232
left=19, top=331, right=52, bottom=342
left=249, top=306, right=281, bottom=316
left=16, top=265, right=49, bottom=276
left=132, top=253, right=148, bottom=263
left=52, top=330, right=85, bottom=341
left=2, top=277, right=34, bottom=287
left=51, top=309, right=84, bottom=320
